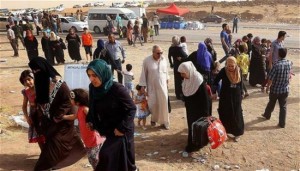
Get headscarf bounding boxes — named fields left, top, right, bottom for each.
left=196, top=42, right=213, bottom=72
left=97, top=39, right=105, bottom=50
left=204, top=37, right=213, bottom=46
left=225, top=56, right=241, bottom=84
left=86, top=59, right=113, bottom=127
left=26, top=30, right=34, bottom=41
left=87, top=59, right=113, bottom=100
left=178, top=61, right=204, bottom=97
left=252, top=36, right=261, bottom=48
left=28, top=56, right=61, bottom=104
left=93, top=39, right=105, bottom=59
left=49, top=31, right=59, bottom=41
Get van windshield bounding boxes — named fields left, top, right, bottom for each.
left=125, top=13, right=137, bottom=19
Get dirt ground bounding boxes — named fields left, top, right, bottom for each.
left=0, top=26, right=299, bottom=170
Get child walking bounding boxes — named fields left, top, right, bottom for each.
left=119, top=64, right=135, bottom=98
left=149, top=26, right=154, bottom=42
left=19, top=70, right=45, bottom=149
left=62, top=89, right=105, bottom=169
left=82, top=27, right=93, bottom=63
left=134, top=85, right=150, bottom=130
left=236, top=45, right=250, bottom=98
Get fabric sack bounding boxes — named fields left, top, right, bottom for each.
left=207, top=116, right=227, bottom=149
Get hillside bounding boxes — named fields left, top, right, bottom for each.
left=146, top=0, right=300, bottom=24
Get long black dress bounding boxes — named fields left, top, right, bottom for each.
left=24, top=36, right=39, bottom=60
left=49, top=38, right=65, bottom=64
left=168, top=45, right=188, bottom=99
left=213, top=68, right=244, bottom=136
left=249, top=45, right=266, bottom=86
left=41, top=36, right=53, bottom=65
left=34, top=82, right=86, bottom=170
left=66, top=33, right=82, bottom=62
left=91, top=82, right=137, bottom=171
left=184, top=83, right=210, bottom=152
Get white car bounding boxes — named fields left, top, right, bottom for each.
left=125, top=2, right=140, bottom=7
left=60, top=17, right=89, bottom=32
left=112, top=3, right=125, bottom=8
left=94, top=2, right=105, bottom=7
left=83, top=3, right=94, bottom=7
left=73, top=5, right=82, bottom=8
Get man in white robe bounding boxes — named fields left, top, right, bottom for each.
left=139, top=45, right=170, bottom=129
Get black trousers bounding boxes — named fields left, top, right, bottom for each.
left=173, top=69, right=183, bottom=99
left=232, top=23, right=238, bottom=33
left=263, top=92, right=288, bottom=127
left=154, top=25, right=159, bottom=36
left=112, top=59, right=123, bottom=84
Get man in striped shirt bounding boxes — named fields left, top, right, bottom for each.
left=262, top=48, right=292, bottom=128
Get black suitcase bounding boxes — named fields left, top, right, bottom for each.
left=192, top=117, right=209, bottom=148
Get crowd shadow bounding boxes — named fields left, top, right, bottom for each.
left=244, top=117, right=281, bottom=131
left=0, top=154, right=37, bottom=171
left=135, top=129, right=191, bottom=164
left=287, top=96, right=300, bottom=105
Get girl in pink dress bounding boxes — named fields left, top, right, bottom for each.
left=62, top=88, right=105, bottom=169
left=19, top=70, right=45, bottom=148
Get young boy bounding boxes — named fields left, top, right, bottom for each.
left=149, top=26, right=154, bottom=42
left=82, top=27, right=93, bottom=63
left=236, top=45, right=250, bottom=98
left=119, top=64, right=134, bottom=98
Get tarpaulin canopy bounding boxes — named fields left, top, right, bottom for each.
left=156, top=3, right=189, bottom=16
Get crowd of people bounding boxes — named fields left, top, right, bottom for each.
left=7, top=10, right=293, bottom=169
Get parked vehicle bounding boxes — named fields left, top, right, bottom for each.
left=83, top=3, right=94, bottom=7
left=0, top=8, right=9, bottom=16
left=125, top=2, right=140, bottom=7
left=88, top=8, right=138, bottom=34
left=73, top=5, right=82, bottom=8
left=127, top=7, right=145, bottom=17
left=112, top=3, right=125, bottom=8
left=94, top=2, right=105, bottom=7
left=200, top=14, right=225, bottom=23
left=60, top=17, right=89, bottom=32
left=0, top=16, right=8, bottom=30
left=160, top=15, right=184, bottom=22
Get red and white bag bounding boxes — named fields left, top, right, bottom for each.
left=207, top=117, right=227, bottom=149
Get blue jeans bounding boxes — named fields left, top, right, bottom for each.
left=263, top=92, right=288, bottom=127
left=219, top=45, right=230, bottom=64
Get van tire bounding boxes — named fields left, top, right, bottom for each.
left=94, top=26, right=101, bottom=34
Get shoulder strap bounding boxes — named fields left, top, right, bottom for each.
left=44, top=80, right=64, bottom=118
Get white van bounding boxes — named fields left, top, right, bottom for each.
left=88, top=8, right=139, bottom=34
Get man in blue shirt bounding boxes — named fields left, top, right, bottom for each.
left=219, top=23, right=231, bottom=63
left=269, top=31, right=286, bottom=69
left=105, top=33, right=126, bottom=84
left=262, top=48, right=292, bottom=128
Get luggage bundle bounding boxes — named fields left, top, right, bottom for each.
left=192, top=116, right=227, bottom=149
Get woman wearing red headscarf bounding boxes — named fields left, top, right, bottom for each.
left=24, top=30, right=39, bottom=61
